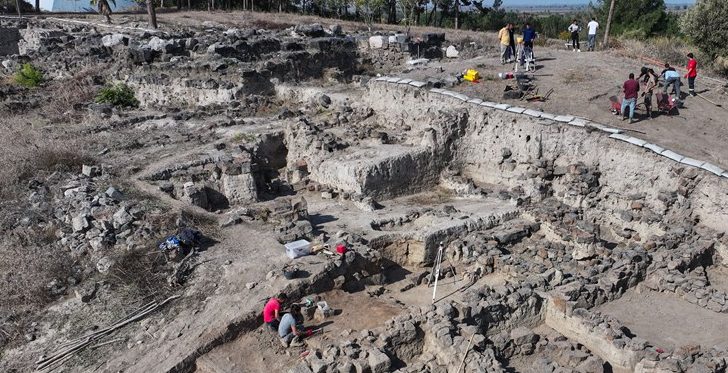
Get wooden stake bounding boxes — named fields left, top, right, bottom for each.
left=456, top=332, right=476, bottom=372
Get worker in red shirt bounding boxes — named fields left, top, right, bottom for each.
left=262, top=293, right=287, bottom=331
left=685, top=52, right=697, bottom=97
left=621, top=73, right=640, bottom=123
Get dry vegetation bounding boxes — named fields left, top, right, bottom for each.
left=0, top=117, right=92, bottom=201
left=44, top=68, right=100, bottom=123
left=0, top=227, right=75, bottom=349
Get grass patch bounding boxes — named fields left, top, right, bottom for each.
left=95, top=83, right=139, bottom=108
left=14, top=63, right=44, bottom=88
left=231, top=132, right=256, bottom=143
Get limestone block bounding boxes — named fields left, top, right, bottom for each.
left=445, top=45, right=459, bottom=58
left=368, top=36, right=388, bottom=49
left=368, top=349, right=390, bottom=372
left=102, top=33, right=130, bottom=48
left=222, top=173, right=257, bottom=204
left=642, top=143, right=665, bottom=154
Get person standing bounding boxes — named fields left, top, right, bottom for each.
left=586, top=17, right=599, bottom=51
left=498, top=24, right=511, bottom=64
left=621, top=73, right=640, bottom=123
left=262, top=293, right=287, bottom=331
left=685, top=52, right=697, bottom=96
left=508, top=23, right=516, bottom=63
left=523, top=23, right=537, bottom=58
left=568, top=20, right=581, bottom=52
left=642, top=68, right=658, bottom=119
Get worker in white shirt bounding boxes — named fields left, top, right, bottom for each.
left=587, top=18, right=599, bottom=51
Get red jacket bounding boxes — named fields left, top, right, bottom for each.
left=686, top=58, right=697, bottom=78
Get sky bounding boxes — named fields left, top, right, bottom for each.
left=495, top=0, right=695, bottom=5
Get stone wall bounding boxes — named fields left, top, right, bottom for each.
left=0, top=27, right=20, bottom=56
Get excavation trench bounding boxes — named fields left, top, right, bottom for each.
left=126, top=81, right=728, bottom=372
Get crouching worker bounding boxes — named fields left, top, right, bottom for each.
left=279, top=304, right=306, bottom=347
left=262, top=293, right=287, bottom=331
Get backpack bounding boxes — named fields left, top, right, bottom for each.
left=159, top=236, right=181, bottom=252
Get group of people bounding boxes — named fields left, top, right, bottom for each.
left=497, top=17, right=602, bottom=66
left=498, top=23, right=537, bottom=64
left=619, top=53, right=698, bottom=123
left=567, top=18, right=600, bottom=52
left=262, top=293, right=307, bottom=348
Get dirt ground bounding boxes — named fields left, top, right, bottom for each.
left=139, top=10, right=728, bottom=169
left=196, top=288, right=404, bottom=373
left=597, top=288, right=728, bottom=351
left=395, top=48, right=728, bottom=170
left=3, top=10, right=727, bottom=373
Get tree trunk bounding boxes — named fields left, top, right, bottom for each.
left=188, top=0, right=191, bottom=9
left=16, top=0, right=22, bottom=18
left=603, top=0, right=616, bottom=48
left=387, top=0, right=396, bottom=24
left=35, top=0, right=39, bottom=13
left=177, top=0, right=181, bottom=10
left=454, top=0, right=459, bottom=29
left=426, top=3, right=435, bottom=25
left=147, top=0, right=158, bottom=28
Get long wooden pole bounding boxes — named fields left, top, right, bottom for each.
left=457, top=332, right=476, bottom=372
left=603, top=0, right=616, bottom=48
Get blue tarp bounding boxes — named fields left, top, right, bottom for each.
left=39, top=0, right=140, bottom=12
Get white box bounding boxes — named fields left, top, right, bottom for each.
left=285, top=239, right=311, bottom=259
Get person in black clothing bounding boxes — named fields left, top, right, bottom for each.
left=660, top=63, right=676, bottom=77
left=508, top=23, right=516, bottom=61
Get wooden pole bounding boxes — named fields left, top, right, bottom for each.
left=431, top=244, right=444, bottom=304
left=457, top=332, right=476, bottom=372
left=603, top=0, right=616, bottom=48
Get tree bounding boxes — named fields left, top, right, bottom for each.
left=603, top=0, right=615, bottom=47
left=355, top=0, right=384, bottom=31
left=681, top=0, right=728, bottom=59
left=397, top=0, right=417, bottom=35
left=146, top=0, right=158, bottom=28
left=595, top=0, right=668, bottom=39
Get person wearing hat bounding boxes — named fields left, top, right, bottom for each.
left=685, top=53, right=698, bottom=97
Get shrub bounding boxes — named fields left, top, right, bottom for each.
left=13, top=63, right=44, bottom=88
left=95, top=83, right=139, bottom=108
left=680, top=0, right=728, bottom=61
left=558, top=31, right=571, bottom=41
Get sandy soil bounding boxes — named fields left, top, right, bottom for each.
left=597, top=289, right=728, bottom=351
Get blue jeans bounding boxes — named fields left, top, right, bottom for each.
left=621, top=98, right=636, bottom=120
left=664, top=77, right=681, bottom=98
left=588, top=34, right=596, bottom=50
